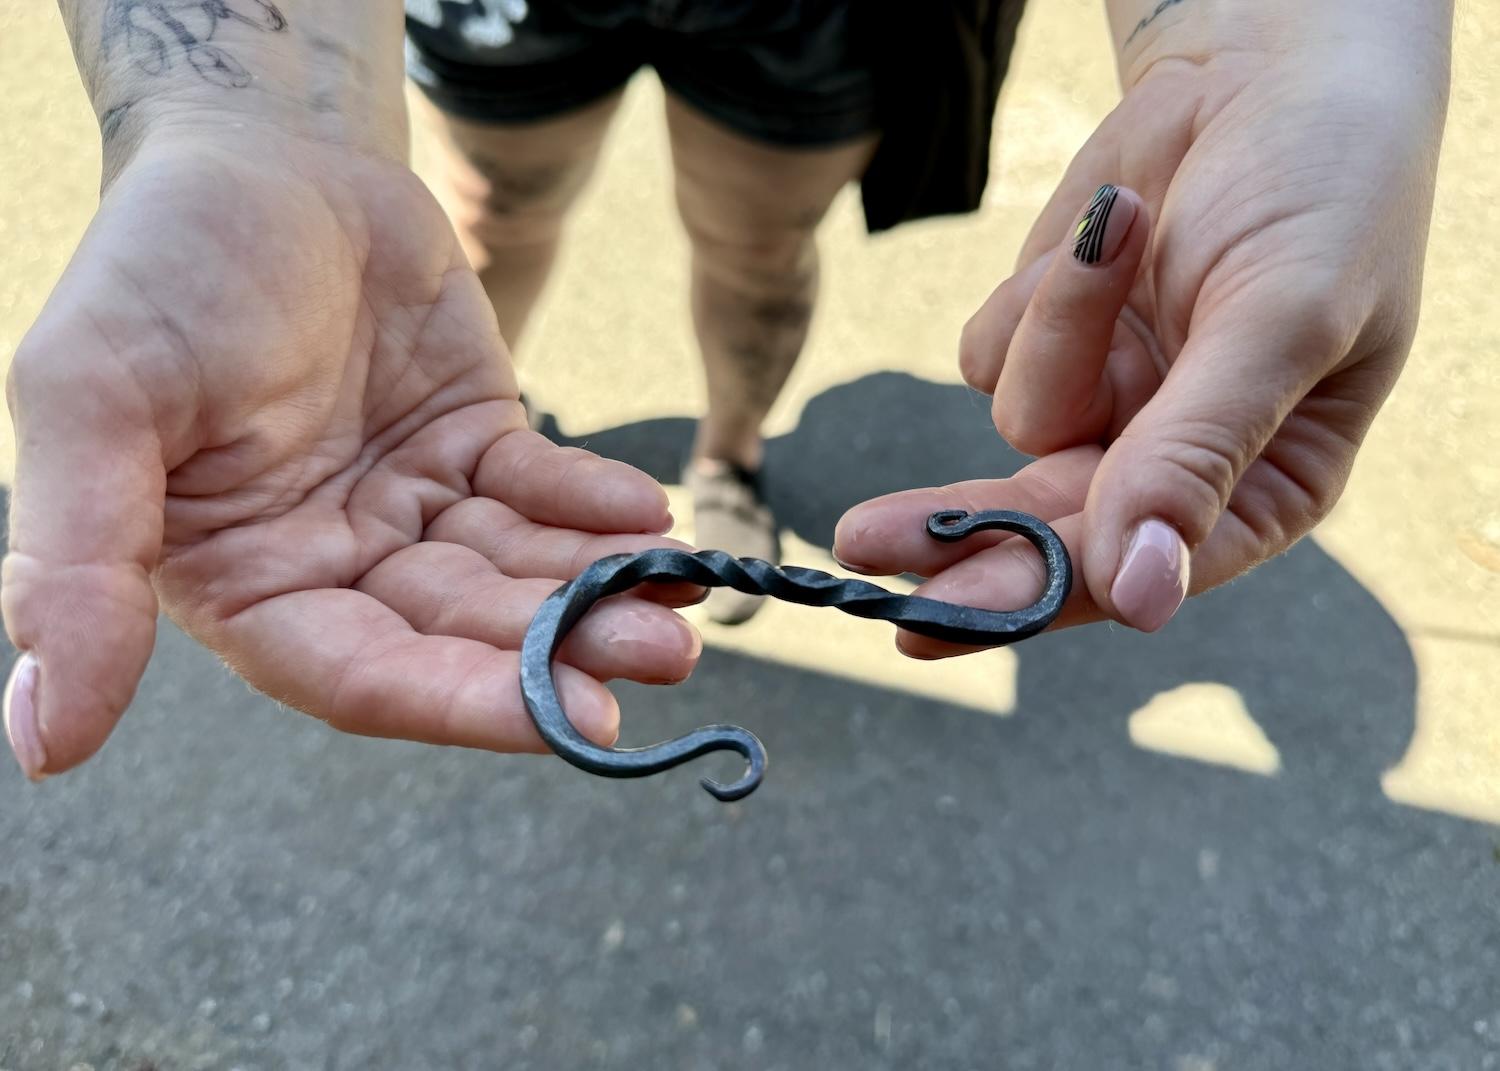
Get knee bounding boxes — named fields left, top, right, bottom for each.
left=678, top=198, right=822, bottom=298
left=449, top=154, right=590, bottom=252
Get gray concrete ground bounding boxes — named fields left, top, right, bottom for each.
left=3, top=375, right=1499, bottom=1070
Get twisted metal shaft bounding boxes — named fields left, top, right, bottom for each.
left=520, top=509, right=1070, bottom=801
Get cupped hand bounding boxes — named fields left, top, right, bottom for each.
left=4, top=130, right=700, bottom=778
left=836, top=44, right=1447, bottom=656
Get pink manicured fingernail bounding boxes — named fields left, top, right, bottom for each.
left=1110, top=519, right=1189, bottom=632
left=4, top=652, right=47, bottom=781
left=1071, top=184, right=1135, bottom=265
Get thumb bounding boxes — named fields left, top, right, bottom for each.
left=4, top=344, right=166, bottom=779
left=1085, top=301, right=1330, bottom=631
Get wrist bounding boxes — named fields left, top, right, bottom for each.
left=97, top=82, right=409, bottom=188
left=67, top=1, right=410, bottom=180
left=1110, top=0, right=1453, bottom=97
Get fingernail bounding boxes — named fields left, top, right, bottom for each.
left=831, top=550, right=874, bottom=575
left=1110, top=519, right=1189, bottom=632
left=894, top=631, right=948, bottom=661
left=557, top=672, right=621, bottom=748
left=682, top=616, right=703, bottom=661
left=831, top=515, right=875, bottom=574
left=4, top=652, right=48, bottom=782
left=1072, top=184, right=1134, bottom=265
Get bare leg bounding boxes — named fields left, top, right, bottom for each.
left=667, top=95, right=877, bottom=623
left=416, top=90, right=624, bottom=349
left=665, top=96, right=878, bottom=471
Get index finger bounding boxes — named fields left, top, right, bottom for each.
left=991, top=184, right=1148, bottom=456
left=833, top=447, right=1099, bottom=579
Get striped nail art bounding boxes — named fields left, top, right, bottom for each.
left=1072, top=184, right=1121, bottom=264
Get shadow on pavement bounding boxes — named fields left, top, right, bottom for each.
left=2, top=373, right=1496, bottom=1070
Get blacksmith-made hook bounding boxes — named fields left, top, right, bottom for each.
left=520, top=509, right=1071, bottom=802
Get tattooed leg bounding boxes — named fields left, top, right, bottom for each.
left=666, top=97, right=877, bottom=470
left=416, top=90, right=624, bottom=351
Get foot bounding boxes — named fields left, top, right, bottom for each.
left=685, top=458, right=779, bottom=626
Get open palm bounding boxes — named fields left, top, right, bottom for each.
left=4, top=132, right=699, bottom=776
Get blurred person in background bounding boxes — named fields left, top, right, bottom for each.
left=404, top=0, right=1025, bottom=626
left=2, top=0, right=1449, bottom=780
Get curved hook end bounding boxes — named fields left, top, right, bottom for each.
left=700, top=774, right=760, bottom=802
left=926, top=509, right=974, bottom=542
left=698, top=738, right=767, bottom=802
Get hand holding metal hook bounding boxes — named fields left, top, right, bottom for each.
left=521, top=509, right=1071, bottom=801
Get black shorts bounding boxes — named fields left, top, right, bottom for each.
left=404, top=1, right=879, bottom=147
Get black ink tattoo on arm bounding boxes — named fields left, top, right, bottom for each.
left=103, top=1, right=288, bottom=89
left=98, top=100, right=136, bottom=141
left=1124, top=0, right=1188, bottom=47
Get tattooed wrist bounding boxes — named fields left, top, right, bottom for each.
left=71, top=1, right=290, bottom=158
left=61, top=0, right=414, bottom=172
left=1112, top=0, right=1452, bottom=83
left=1122, top=0, right=1187, bottom=49
left=103, top=0, right=289, bottom=89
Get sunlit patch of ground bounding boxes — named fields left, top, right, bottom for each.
left=1128, top=683, right=1281, bottom=777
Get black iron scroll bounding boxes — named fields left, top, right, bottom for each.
left=521, top=510, right=1070, bottom=801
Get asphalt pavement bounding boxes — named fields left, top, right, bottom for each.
left=3, top=374, right=1497, bottom=1071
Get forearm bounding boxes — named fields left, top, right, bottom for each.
left=1105, top=0, right=1454, bottom=98
left=60, top=0, right=410, bottom=171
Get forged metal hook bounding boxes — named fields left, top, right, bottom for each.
left=520, top=509, right=1070, bottom=802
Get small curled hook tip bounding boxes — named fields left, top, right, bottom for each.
left=926, top=508, right=975, bottom=541
left=700, top=773, right=761, bottom=802
left=699, top=737, right=766, bottom=801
